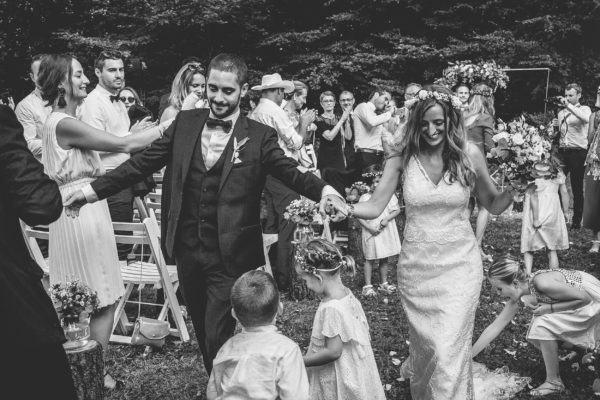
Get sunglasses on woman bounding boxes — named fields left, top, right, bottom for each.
left=187, top=63, right=204, bottom=74
left=120, top=96, right=135, bottom=103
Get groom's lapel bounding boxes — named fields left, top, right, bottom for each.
left=219, top=116, right=249, bottom=192
left=180, top=109, right=209, bottom=184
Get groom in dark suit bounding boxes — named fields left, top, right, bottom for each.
left=65, top=53, right=346, bottom=373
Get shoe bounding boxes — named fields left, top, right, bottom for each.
left=378, top=282, right=397, bottom=294
left=104, top=372, right=124, bottom=390
left=362, top=285, right=377, bottom=297
left=529, top=380, right=565, bottom=396
left=589, top=240, right=600, bottom=254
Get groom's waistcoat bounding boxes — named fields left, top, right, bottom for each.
left=177, top=133, right=227, bottom=265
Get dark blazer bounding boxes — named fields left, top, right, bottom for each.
left=91, top=108, right=327, bottom=275
left=0, top=105, right=65, bottom=345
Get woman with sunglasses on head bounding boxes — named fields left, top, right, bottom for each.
left=159, top=62, right=207, bottom=124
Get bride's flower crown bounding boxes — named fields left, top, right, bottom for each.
left=417, top=90, right=463, bottom=109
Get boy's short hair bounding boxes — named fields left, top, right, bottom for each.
left=231, top=270, right=279, bottom=327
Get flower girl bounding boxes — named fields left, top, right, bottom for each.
left=473, top=256, right=600, bottom=396
left=297, top=239, right=386, bottom=400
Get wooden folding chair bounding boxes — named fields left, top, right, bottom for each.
left=20, top=221, right=50, bottom=274
left=110, top=219, right=189, bottom=344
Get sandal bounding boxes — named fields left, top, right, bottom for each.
left=104, top=371, right=125, bottom=390
left=530, top=380, right=565, bottom=396
left=362, top=285, right=377, bottom=297
left=589, top=240, right=600, bottom=254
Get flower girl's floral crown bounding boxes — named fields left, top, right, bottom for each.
left=362, top=170, right=383, bottom=179
left=295, top=247, right=347, bottom=276
left=470, top=88, right=492, bottom=97
left=417, top=90, right=463, bottom=109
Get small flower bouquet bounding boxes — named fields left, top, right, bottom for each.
left=436, top=60, right=509, bottom=92
left=284, top=197, right=319, bottom=226
left=487, top=117, right=559, bottom=191
left=49, top=280, right=99, bottom=324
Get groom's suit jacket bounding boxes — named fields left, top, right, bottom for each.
left=90, top=108, right=326, bottom=276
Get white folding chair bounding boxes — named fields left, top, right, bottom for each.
left=110, top=219, right=189, bottom=344
left=20, top=221, right=50, bottom=274
left=261, top=233, right=278, bottom=275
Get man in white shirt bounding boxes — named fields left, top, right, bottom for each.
left=552, top=83, right=592, bottom=229
left=353, top=88, right=402, bottom=172
left=249, top=73, right=315, bottom=290
left=14, top=54, right=51, bottom=160
left=80, top=50, right=153, bottom=259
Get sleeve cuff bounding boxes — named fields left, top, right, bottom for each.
left=81, top=184, right=99, bottom=203
left=321, top=185, right=344, bottom=201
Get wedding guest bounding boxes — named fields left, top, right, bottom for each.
left=314, top=91, right=351, bottom=173
left=282, top=80, right=317, bottom=157
left=159, top=62, right=207, bottom=123
left=404, top=82, right=421, bottom=101
left=80, top=50, right=155, bottom=260
left=1, top=105, right=77, bottom=400
left=158, top=56, right=202, bottom=119
left=583, top=84, right=600, bottom=253
left=356, top=166, right=400, bottom=296
left=552, top=83, right=592, bottom=229
left=15, top=54, right=51, bottom=160
left=349, top=85, right=515, bottom=398
left=521, top=170, right=569, bottom=273
left=38, top=54, right=170, bottom=389
left=454, top=83, right=470, bottom=109
left=119, top=86, right=142, bottom=111
left=465, top=83, right=496, bottom=261
left=474, top=256, right=600, bottom=396
left=383, top=84, right=421, bottom=151
left=353, top=87, right=402, bottom=172
left=250, top=73, right=315, bottom=290
left=298, top=239, right=386, bottom=400
left=207, top=270, right=308, bottom=400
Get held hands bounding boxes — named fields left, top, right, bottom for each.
left=319, top=195, right=348, bottom=223
left=131, top=116, right=155, bottom=134
left=340, top=108, right=352, bottom=123
left=62, top=189, right=89, bottom=218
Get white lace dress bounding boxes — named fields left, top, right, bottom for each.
left=398, top=156, right=483, bottom=399
left=306, top=290, right=386, bottom=400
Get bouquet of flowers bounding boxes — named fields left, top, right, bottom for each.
left=49, top=280, right=99, bottom=324
left=436, top=60, right=509, bottom=92
left=284, top=197, right=319, bottom=225
left=487, top=117, right=559, bottom=190
left=345, top=181, right=370, bottom=203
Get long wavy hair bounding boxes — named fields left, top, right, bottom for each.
left=397, top=84, right=476, bottom=190
left=168, top=62, right=205, bottom=110
left=464, top=82, right=495, bottom=121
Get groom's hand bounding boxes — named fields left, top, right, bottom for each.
left=319, top=194, right=348, bottom=222
left=63, top=189, right=88, bottom=218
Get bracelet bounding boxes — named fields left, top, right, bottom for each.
left=348, top=204, right=355, bottom=218
left=550, top=304, right=554, bottom=313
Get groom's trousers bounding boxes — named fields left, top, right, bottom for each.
left=174, top=236, right=236, bottom=374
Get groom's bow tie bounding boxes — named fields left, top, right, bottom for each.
left=206, top=118, right=232, bottom=133
left=109, top=94, right=120, bottom=103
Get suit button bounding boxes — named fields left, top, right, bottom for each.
left=200, top=219, right=205, bottom=223
left=202, top=188, right=207, bottom=192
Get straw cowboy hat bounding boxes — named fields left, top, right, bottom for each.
left=251, top=73, right=295, bottom=93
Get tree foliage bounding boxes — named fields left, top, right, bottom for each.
left=2, top=0, right=599, bottom=117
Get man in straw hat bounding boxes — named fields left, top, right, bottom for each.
left=250, top=73, right=317, bottom=291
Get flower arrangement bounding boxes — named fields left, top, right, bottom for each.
left=436, top=60, right=509, bottom=92
left=49, top=280, right=99, bottom=324
left=487, top=117, right=559, bottom=190
left=284, top=197, right=319, bottom=225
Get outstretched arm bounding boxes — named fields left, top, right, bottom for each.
left=469, top=144, right=514, bottom=215
left=472, top=299, right=520, bottom=357
left=352, top=156, right=402, bottom=219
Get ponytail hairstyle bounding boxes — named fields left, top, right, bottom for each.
left=487, top=255, right=529, bottom=285
left=397, top=84, right=476, bottom=190
left=296, top=238, right=355, bottom=279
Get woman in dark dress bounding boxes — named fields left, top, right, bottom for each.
left=583, top=85, right=600, bottom=253
left=464, top=83, right=496, bottom=261
left=315, top=91, right=353, bottom=173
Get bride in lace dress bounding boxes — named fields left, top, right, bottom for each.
left=349, top=85, right=517, bottom=399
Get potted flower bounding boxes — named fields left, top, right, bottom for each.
left=49, top=280, right=99, bottom=350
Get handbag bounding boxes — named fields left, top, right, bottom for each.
left=131, top=316, right=170, bottom=348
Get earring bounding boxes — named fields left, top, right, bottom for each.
left=57, top=87, right=66, bottom=107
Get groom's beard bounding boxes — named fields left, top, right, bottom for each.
left=209, top=95, right=241, bottom=119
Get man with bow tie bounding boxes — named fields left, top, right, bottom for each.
left=64, top=53, right=347, bottom=377
left=80, top=50, right=155, bottom=259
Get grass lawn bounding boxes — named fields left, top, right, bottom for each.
left=105, top=210, right=600, bottom=399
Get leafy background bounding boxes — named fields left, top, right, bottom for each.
left=2, top=0, right=600, bottom=117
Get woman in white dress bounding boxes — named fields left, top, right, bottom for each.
left=348, top=85, right=517, bottom=399
left=37, top=54, right=171, bottom=388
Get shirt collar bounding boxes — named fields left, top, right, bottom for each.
left=94, top=84, right=118, bottom=97
left=241, top=324, right=278, bottom=334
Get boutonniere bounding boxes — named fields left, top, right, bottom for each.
left=232, top=137, right=250, bottom=164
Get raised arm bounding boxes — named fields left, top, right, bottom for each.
left=56, top=117, right=168, bottom=154
left=352, top=156, right=402, bottom=219
left=0, top=105, right=62, bottom=226
left=472, top=299, right=520, bottom=357
left=355, top=103, right=392, bottom=128
left=468, top=144, right=514, bottom=215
